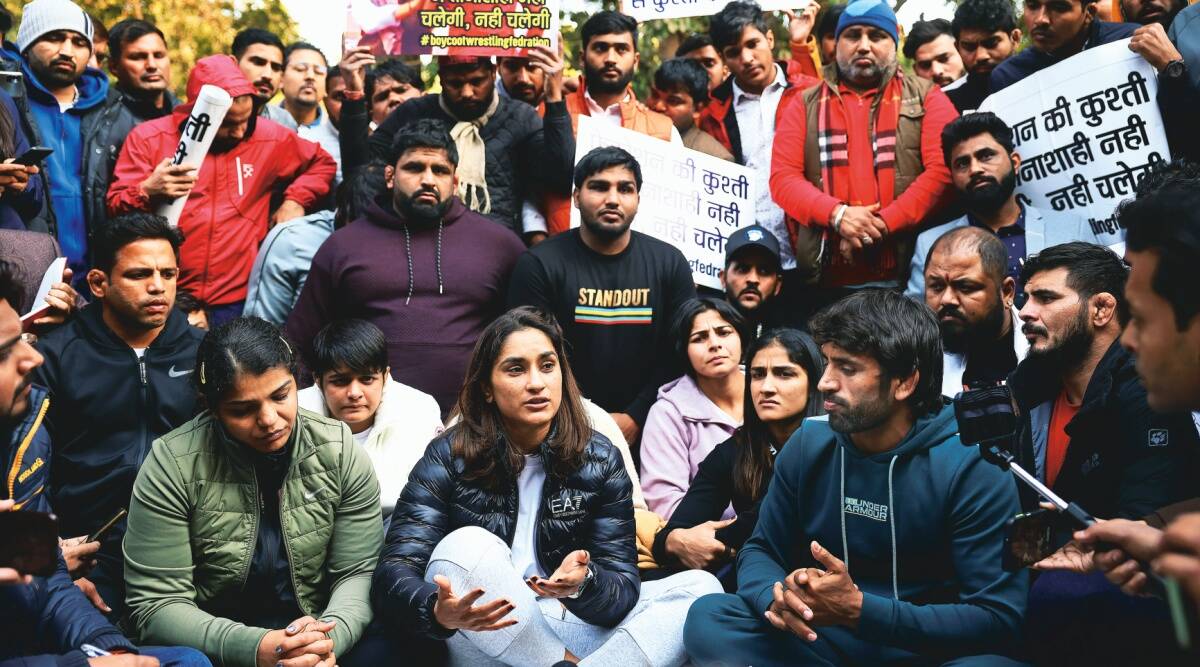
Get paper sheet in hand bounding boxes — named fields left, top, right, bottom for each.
left=157, top=84, right=233, bottom=227
left=20, top=256, right=66, bottom=322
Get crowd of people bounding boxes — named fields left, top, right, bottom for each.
left=3, top=0, right=1200, bottom=664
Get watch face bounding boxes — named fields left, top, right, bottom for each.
left=1167, top=61, right=1186, bottom=78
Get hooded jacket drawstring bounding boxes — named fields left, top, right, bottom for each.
left=403, top=225, right=414, bottom=306
left=887, top=454, right=900, bottom=601
left=435, top=220, right=444, bottom=295
left=403, top=221, right=446, bottom=305
left=838, top=447, right=902, bottom=600
left=840, top=448, right=850, bottom=573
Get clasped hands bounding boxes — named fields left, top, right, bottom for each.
left=765, top=541, right=863, bottom=643
left=831, top=204, right=888, bottom=262
left=256, top=615, right=337, bottom=667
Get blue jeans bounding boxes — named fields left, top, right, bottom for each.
left=140, top=646, right=213, bottom=667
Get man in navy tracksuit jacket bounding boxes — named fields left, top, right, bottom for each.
left=684, top=290, right=1028, bottom=667
left=0, top=258, right=208, bottom=667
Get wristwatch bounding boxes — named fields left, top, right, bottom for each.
left=1164, top=59, right=1187, bottom=80
left=566, top=564, right=595, bottom=599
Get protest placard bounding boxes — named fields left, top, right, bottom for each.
left=158, top=84, right=232, bottom=227
left=621, top=0, right=806, bottom=23
left=345, top=0, right=558, bottom=57
left=572, top=115, right=756, bottom=290
left=978, top=39, right=1170, bottom=247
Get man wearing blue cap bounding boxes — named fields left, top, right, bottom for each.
left=769, top=0, right=957, bottom=303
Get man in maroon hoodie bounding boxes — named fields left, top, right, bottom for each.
left=285, top=119, right=525, bottom=415
left=107, top=54, right=337, bottom=326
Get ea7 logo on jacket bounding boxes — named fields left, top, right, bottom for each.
left=549, top=493, right=586, bottom=519
left=844, top=497, right=888, bottom=522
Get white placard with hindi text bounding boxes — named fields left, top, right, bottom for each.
left=572, top=115, right=757, bottom=290
left=622, top=0, right=806, bottom=23
left=978, top=39, right=1170, bottom=246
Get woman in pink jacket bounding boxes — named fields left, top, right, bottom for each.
left=640, top=298, right=745, bottom=520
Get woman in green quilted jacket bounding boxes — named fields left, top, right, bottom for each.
left=122, top=317, right=444, bottom=667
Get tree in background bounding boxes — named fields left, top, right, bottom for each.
left=5, top=0, right=298, bottom=97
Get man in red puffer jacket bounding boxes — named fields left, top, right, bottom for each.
left=107, top=54, right=336, bottom=326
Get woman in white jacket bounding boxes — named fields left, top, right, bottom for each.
left=297, top=319, right=444, bottom=519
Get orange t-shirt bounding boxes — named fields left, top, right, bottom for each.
left=1046, top=390, right=1081, bottom=487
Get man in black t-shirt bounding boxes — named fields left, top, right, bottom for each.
left=507, top=147, right=695, bottom=456
left=923, top=226, right=1027, bottom=395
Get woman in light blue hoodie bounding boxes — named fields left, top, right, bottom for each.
left=641, top=298, right=746, bottom=520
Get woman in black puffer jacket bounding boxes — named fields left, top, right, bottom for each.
left=371, top=307, right=721, bottom=666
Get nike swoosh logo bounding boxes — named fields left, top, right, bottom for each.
left=304, top=490, right=317, bottom=500
left=168, top=366, right=193, bottom=378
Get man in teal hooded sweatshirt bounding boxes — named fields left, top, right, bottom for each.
left=684, top=289, right=1029, bottom=666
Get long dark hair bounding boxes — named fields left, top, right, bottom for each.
left=452, top=307, right=592, bottom=488
left=732, top=328, right=826, bottom=501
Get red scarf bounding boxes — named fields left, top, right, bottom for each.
left=816, top=68, right=904, bottom=208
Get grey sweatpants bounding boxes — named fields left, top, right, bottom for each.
left=425, top=526, right=723, bottom=667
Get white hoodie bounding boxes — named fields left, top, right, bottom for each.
left=299, top=376, right=444, bottom=517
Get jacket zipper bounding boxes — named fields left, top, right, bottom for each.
left=202, top=159, right=216, bottom=301
left=135, top=352, right=150, bottom=464
left=239, top=467, right=261, bottom=592
left=279, top=466, right=307, bottom=615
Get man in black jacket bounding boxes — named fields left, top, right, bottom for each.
left=34, top=212, right=202, bottom=619
left=83, top=19, right=177, bottom=233
left=1011, top=242, right=1198, bottom=665
left=1011, top=242, right=1196, bottom=519
left=367, top=56, right=574, bottom=235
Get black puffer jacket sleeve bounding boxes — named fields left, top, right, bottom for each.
left=371, top=434, right=458, bottom=640
left=560, top=438, right=640, bottom=627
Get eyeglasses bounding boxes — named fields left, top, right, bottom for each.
left=287, top=63, right=328, bottom=76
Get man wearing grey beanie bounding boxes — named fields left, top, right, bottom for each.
left=14, top=0, right=109, bottom=290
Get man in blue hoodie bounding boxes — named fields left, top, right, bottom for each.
left=14, top=0, right=109, bottom=287
left=684, top=289, right=1028, bottom=667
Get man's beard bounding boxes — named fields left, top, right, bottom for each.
left=825, top=384, right=895, bottom=434
left=395, top=187, right=452, bottom=222
left=580, top=208, right=632, bottom=240
left=939, top=293, right=1007, bottom=355
left=835, top=60, right=884, bottom=89
left=32, top=56, right=82, bottom=89
left=727, top=285, right=769, bottom=320
left=584, top=63, right=634, bottom=96
left=1024, top=306, right=1094, bottom=374
left=962, top=167, right=1017, bottom=215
